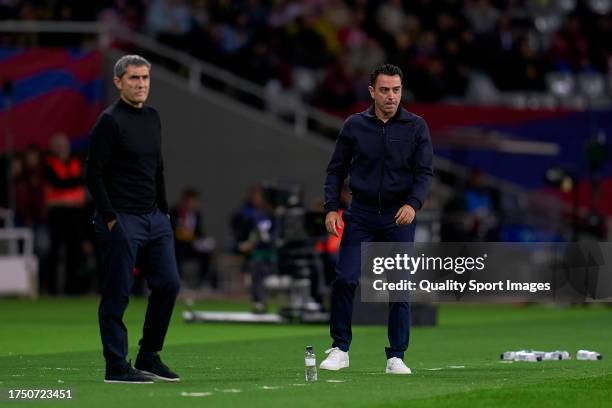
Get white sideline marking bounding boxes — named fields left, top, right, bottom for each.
left=291, top=384, right=307, bottom=386
left=424, top=368, right=443, bottom=371
left=222, top=389, right=242, bottom=393
left=180, top=392, right=212, bottom=397
left=449, top=366, right=465, bottom=369
left=326, top=380, right=345, bottom=383
left=262, top=386, right=280, bottom=390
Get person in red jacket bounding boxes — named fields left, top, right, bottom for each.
left=43, top=133, right=86, bottom=295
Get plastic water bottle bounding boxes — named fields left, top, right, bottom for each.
left=502, top=350, right=571, bottom=361
left=546, top=350, right=571, bottom=360
left=577, top=350, right=603, bottom=360
left=305, top=346, right=317, bottom=382
left=515, top=351, right=541, bottom=362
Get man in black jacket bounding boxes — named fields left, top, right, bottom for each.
left=320, top=64, right=433, bottom=375
left=85, top=55, right=180, bottom=384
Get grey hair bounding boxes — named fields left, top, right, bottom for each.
left=114, top=55, right=151, bottom=78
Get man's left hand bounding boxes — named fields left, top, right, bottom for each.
left=395, top=204, right=416, bottom=225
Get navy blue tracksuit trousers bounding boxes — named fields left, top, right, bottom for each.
left=95, top=208, right=180, bottom=371
left=330, top=202, right=415, bottom=359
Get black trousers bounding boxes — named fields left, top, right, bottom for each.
left=95, top=208, right=180, bottom=372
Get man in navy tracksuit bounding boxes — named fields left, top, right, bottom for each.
left=320, top=64, right=433, bottom=375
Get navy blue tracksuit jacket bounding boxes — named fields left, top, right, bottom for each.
left=324, top=105, right=433, bottom=213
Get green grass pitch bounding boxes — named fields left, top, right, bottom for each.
left=0, top=298, right=610, bottom=407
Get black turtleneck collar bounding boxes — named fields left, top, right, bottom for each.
left=117, top=97, right=145, bottom=113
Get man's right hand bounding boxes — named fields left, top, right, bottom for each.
left=107, top=219, right=117, bottom=231
left=325, top=211, right=344, bottom=237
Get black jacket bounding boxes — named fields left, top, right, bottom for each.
left=324, top=105, right=434, bottom=212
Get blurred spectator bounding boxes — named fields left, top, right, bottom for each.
left=376, top=0, right=407, bottom=36
left=217, top=11, right=254, bottom=59
left=322, top=0, right=351, bottom=43
left=464, top=0, right=500, bottom=35
left=548, top=15, right=590, bottom=72
left=98, top=1, right=145, bottom=33
left=14, top=145, right=49, bottom=257
left=315, top=53, right=356, bottom=113
left=291, top=13, right=330, bottom=68
left=146, top=0, right=192, bottom=48
left=441, top=169, right=500, bottom=242
left=236, top=36, right=282, bottom=86
left=234, top=185, right=276, bottom=313
left=170, top=187, right=216, bottom=289
left=349, top=35, right=386, bottom=78
left=388, top=29, right=416, bottom=87
left=43, top=133, right=86, bottom=295
left=268, top=0, right=302, bottom=29
left=515, top=36, right=547, bottom=91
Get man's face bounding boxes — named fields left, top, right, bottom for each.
left=25, top=149, right=40, bottom=168
left=50, top=135, right=70, bottom=160
left=114, top=65, right=150, bottom=107
left=185, top=196, right=199, bottom=211
left=368, top=74, right=402, bottom=118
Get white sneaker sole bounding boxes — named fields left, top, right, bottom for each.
left=103, top=379, right=154, bottom=384
left=320, top=362, right=349, bottom=371
left=138, top=370, right=181, bottom=382
left=385, top=368, right=412, bottom=375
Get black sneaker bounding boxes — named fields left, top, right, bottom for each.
left=135, top=352, right=180, bottom=382
left=104, top=363, right=154, bottom=384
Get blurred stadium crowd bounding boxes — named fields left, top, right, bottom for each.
left=1, top=0, right=611, bottom=112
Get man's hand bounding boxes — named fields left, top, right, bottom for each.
left=325, top=211, right=344, bottom=237
left=395, top=204, right=415, bottom=225
left=107, top=219, right=117, bottom=231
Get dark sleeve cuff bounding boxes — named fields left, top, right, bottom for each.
left=324, top=203, right=339, bottom=213
left=101, top=211, right=117, bottom=223
left=406, top=197, right=422, bottom=211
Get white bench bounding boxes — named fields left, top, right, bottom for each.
left=0, top=228, right=39, bottom=298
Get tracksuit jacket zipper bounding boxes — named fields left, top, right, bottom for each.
left=378, top=123, right=386, bottom=214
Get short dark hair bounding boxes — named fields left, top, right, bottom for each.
left=369, top=64, right=403, bottom=87
left=114, top=55, right=151, bottom=78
